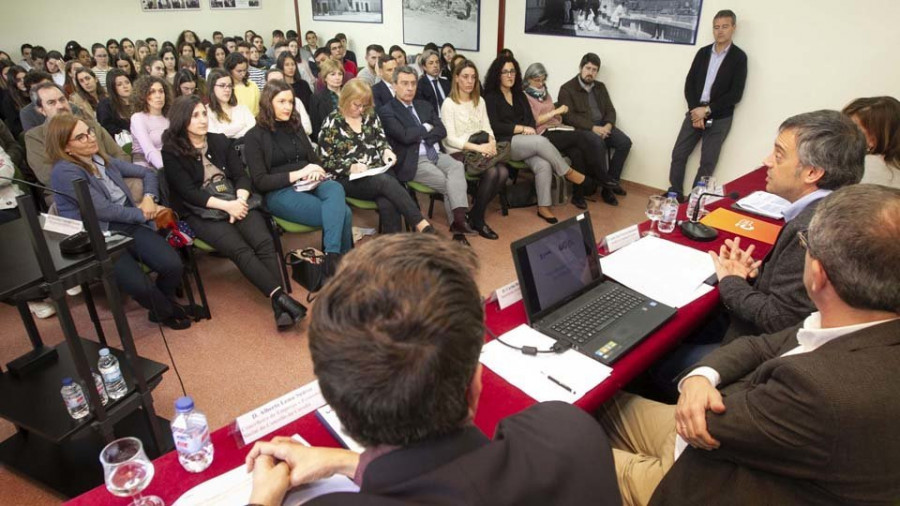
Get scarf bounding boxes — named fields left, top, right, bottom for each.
left=524, top=85, right=548, bottom=102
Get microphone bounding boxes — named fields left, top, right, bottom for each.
left=1, top=175, right=92, bottom=254
left=0, top=175, right=76, bottom=202
left=680, top=190, right=740, bottom=242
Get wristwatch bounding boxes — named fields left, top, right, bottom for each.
left=144, top=193, right=158, bottom=203
left=705, top=105, right=711, bottom=117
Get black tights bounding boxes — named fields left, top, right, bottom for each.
left=469, top=164, right=509, bottom=228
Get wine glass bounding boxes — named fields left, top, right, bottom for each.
left=100, top=437, right=164, bottom=506
left=644, top=195, right=665, bottom=237
left=698, top=176, right=718, bottom=218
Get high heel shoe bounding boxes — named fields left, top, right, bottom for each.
left=537, top=210, right=559, bottom=224
left=273, top=290, right=308, bottom=322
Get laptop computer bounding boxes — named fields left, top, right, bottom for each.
left=510, top=212, right=676, bottom=365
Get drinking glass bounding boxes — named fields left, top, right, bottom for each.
left=100, top=437, right=164, bottom=506
left=699, top=176, right=717, bottom=218
left=644, top=195, right=665, bottom=237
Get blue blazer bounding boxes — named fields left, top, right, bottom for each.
left=51, top=157, right=159, bottom=231
left=379, top=98, right=448, bottom=182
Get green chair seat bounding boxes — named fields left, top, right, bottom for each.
left=273, top=216, right=320, bottom=234
left=346, top=197, right=379, bottom=210
left=407, top=181, right=437, bottom=194
left=193, top=238, right=216, bottom=253
left=122, top=142, right=132, bottom=155
left=507, top=160, right=529, bottom=170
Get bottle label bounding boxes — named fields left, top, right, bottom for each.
left=174, top=425, right=210, bottom=455
left=64, top=390, right=86, bottom=410
left=101, top=369, right=123, bottom=386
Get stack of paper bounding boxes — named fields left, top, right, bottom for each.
left=348, top=161, right=394, bottom=181
left=316, top=405, right=366, bottom=454
left=734, top=191, right=790, bottom=219
left=599, top=236, right=715, bottom=308
left=479, top=325, right=612, bottom=403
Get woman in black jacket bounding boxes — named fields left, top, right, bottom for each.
left=161, top=95, right=307, bottom=329
left=97, top=69, right=133, bottom=138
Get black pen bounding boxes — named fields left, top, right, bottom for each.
left=544, top=373, right=575, bottom=395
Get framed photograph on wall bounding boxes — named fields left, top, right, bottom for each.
left=210, top=0, right=261, bottom=8
left=311, top=0, right=383, bottom=23
left=403, top=0, right=480, bottom=51
left=140, top=0, right=201, bottom=11
left=524, top=0, right=703, bottom=46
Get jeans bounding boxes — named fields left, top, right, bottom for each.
left=340, top=173, right=424, bottom=233
left=110, top=223, right=183, bottom=319
left=266, top=181, right=353, bottom=254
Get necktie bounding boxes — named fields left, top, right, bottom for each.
left=408, top=105, right=439, bottom=164
left=431, top=78, right=445, bottom=106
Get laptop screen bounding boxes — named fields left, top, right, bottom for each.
left=512, top=213, right=602, bottom=321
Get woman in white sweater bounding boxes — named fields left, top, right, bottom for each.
left=441, top=60, right=508, bottom=240
left=205, top=69, right=256, bottom=140
left=843, top=96, right=900, bottom=188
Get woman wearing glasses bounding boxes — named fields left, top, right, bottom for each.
left=205, top=69, right=255, bottom=140
left=47, top=114, right=191, bottom=330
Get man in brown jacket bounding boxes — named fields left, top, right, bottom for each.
left=599, top=184, right=900, bottom=506
left=558, top=52, right=631, bottom=199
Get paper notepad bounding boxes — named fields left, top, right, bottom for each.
left=480, top=325, right=612, bottom=403
left=348, top=161, right=394, bottom=181
left=734, top=191, right=790, bottom=219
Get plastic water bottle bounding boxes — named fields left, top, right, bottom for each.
left=60, top=377, right=90, bottom=420
left=686, top=180, right=707, bottom=221
left=92, top=370, right=109, bottom=406
left=98, top=348, right=128, bottom=400
left=171, top=396, right=214, bottom=473
left=657, top=192, right=679, bottom=234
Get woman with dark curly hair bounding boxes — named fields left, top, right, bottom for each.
left=130, top=75, right=172, bottom=169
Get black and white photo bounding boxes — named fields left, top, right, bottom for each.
left=525, top=0, right=703, bottom=45
left=210, top=0, right=261, bottom=9
left=311, top=0, right=383, bottom=23
left=403, top=0, right=480, bottom=50
left=140, top=0, right=201, bottom=11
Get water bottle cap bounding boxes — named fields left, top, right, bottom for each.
left=698, top=181, right=707, bottom=187
left=667, top=192, right=678, bottom=198
left=99, top=348, right=110, bottom=357
left=62, top=377, right=73, bottom=386
left=175, top=396, right=194, bottom=412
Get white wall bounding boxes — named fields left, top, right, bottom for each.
left=505, top=0, right=900, bottom=189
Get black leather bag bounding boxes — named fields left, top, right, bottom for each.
left=287, top=248, right=325, bottom=296
left=183, top=174, right=262, bottom=220
left=468, top=131, right=490, bottom=145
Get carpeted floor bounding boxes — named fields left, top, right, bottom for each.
left=0, top=182, right=657, bottom=504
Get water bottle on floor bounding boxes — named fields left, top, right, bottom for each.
left=657, top=192, right=679, bottom=234
left=686, top=180, right=707, bottom=221
left=93, top=370, right=109, bottom=406
left=61, top=377, right=89, bottom=420
left=171, top=396, right=214, bottom=473
left=98, top=348, right=128, bottom=400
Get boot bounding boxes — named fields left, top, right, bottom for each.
left=273, top=289, right=308, bottom=322
left=271, top=299, right=295, bottom=330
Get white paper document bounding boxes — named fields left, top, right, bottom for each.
left=293, top=179, right=322, bottom=193
left=316, top=405, right=366, bottom=454
left=479, top=324, right=612, bottom=403
left=173, top=435, right=359, bottom=506
left=734, top=191, right=790, bottom=219
left=348, top=161, right=394, bottom=181
left=600, top=236, right=715, bottom=308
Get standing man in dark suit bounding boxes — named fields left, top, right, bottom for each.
left=371, top=54, right=397, bottom=109
left=244, top=234, right=621, bottom=506
left=379, top=65, right=473, bottom=245
left=558, top=52, right=631, bottom=195
left=667, top=9, right=747, bottom=200
left=599, top=184, right=900, bottom=506
left=652, top=110, right=865, bottom=394
left=414, top=49, right=451, bottom=118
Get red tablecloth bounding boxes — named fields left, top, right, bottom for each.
left=68, top=167, right=773, bottom=505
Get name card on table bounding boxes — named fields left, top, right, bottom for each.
left=602, top=224, right=641, bottom=253
left=235, top=380, right=327, bottom=445
left=41, top=213, right=84, bottom=236
left=489, top=280, right=522, bottom=310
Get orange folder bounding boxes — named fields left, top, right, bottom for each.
left=700, top=208, right=783, bottom=245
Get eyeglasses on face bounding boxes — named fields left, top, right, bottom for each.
left=215, top=83, right=233, bottom=89
left=71, top=127, right=96, bottom=143
left=500, top=69, right=516, bottom=76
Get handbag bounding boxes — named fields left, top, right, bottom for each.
left=463, top=141, right=511, bottom=177
left=287, top=248, right=325, bottom=300
left=468, top=131, right=490, bottom=145
left=183, top=174, right=262, bottom=220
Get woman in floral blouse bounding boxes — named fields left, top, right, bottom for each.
left=318, top=79, right=435, bottom=234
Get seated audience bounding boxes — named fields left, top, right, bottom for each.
left=47, top=113, right=190, bottom=330
left=326, top=38, right=356, bottom=78
left=355, top=44, right=383, bottom=86
left=0, top=122, right=25, bottom=224
left=205, top=68, right=255, bottom=139
left=558, top=52, right=632, bottom=194
left=120, top=38, right=136, bottom=60
left=71, top=68, right=106, bottom=119
left=134, top=40, right=151, bottom=67
left=302, top=30, right=318, bottom=61
left=146, top=38, right=158, bottom=55
left=441, top=60, right=507, bottom=240
left=317, top=79, right=434, bottom=235
left=45, top=51, right=65, bottom=86
left=244, top=80, right=352, bottom=276
left=843, top=96, right=900, bottom=188
left=238, top=42, right=267, bottom=91
left=415, top=49, right=450, bottom=118
left=105, top=39, right=119, bottom=58
left=224, top=52, right=260, bottom=116
left=162, top=95, right=307, bottom=329
left=19, top=71, right=53, bottom=132
left=223, top=37, right=236, bottom=54
left=113, top=53, right=139, bottom=81
left=173, top=69, right=198, bottom=98
left=141, top=55, right=166, bottom=79
left=76, top=47, right=92, bottom=68
left=275, top=52, right=312, bottom=111
left=63, top=60, right=84, bottom=96
left=245, top=233, right=620, bottom=506
left=91, top=43, right=112, bottom=87
left=205, top=43, right=229, bottom=78
left=389, top=45, right=407, bottom=67
left=130, top=75, right=171, bottom=169
left=484, top=56, right=597, bottom=223
left=524, top=61, right=616, bottom=208
left=29, top=46, right=46, bottom=76
left=265, top=69, right=312, bottom=136
left=335, top=33, right=356, bottom=67
left=379, top=65, right=474, bottom=245
left=18, top=44, right=34, bottom=71
left=177, top=55, right=206, bottom=96
left=2, top=66, right=29, bottom=136
left=160, top=48, right=178, bottom=85
left=97, top=69, right=134, bottom=139
left=63, top=41, right=81, bottom=62
left=371, top=54, right=396, bottom=109
left=309, top=59, right=343, bottom=140
left=600, top=183, right=900, bottom=506
left=440, top=42, right=456, bottom=80
left=178, top=42, right=206, bottom=79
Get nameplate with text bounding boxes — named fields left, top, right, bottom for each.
left=41, top=213, right=84, bottom=236
left=490, top=280, right=522, bottom=310
left=235, top=380, right=327, bottom=445
left=603, top=224, right=641, bottom=253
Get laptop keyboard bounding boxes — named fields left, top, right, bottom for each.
left=550, top=287, right=643, bottom=344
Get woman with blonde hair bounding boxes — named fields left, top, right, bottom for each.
left=308, top=58, right=343, bottom=139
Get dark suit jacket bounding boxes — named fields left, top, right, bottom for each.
left=161, top=133, right=248, bottom=217
left=243, top=124, right=320, bottom=193
left=372, top=81, right=394, bottom=110
left=414, top=75, right=451, bottom=116
left=309, top=88, right=338, bottom=141
left=684, top=43, right=747, bottom=120
left=719, top=197, right=822, bottom=343
left=309, top=402, right=621, bottom=506
left=652, top=319, right=900, bottom=506
left=558, top=75, right=617, bottom=131
left=378, top=98, right=447, bottom=182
